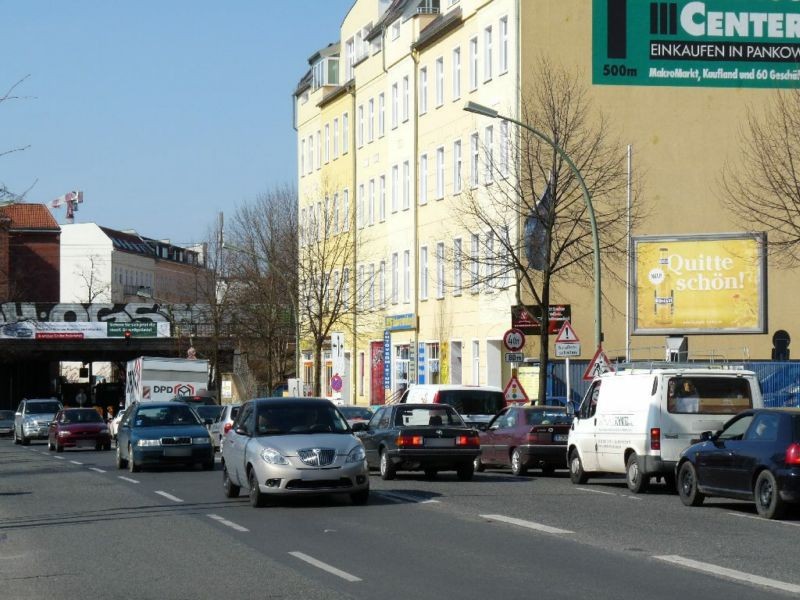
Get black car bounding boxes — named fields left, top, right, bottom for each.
left=676, top=408, right=800, bottom=519
left=351, top=403, right=480, bottom=481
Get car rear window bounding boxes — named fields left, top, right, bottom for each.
left=436, top=390, right=505, bottom=416
left=0, top=410, right=14, bottom=419
left=667, top=377, right=753, bottom=415
left=194, top=406, right=223, bottom=420
left=63, top=410, right=103, bottom=423
left=525, top=409, right=572, bottom=426
left=395, top=406, right=464, bottom=427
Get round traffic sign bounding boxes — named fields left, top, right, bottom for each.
left=331, top=374, right=343, bottom=392
left=503, top=328, right=526, bottom=351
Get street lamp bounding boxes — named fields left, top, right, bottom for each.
left=463, top=101, right=603, bottom=348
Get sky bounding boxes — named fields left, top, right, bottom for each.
left=2, top=0, right=354, bottom=246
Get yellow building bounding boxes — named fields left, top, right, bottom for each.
left=296, top=0, right=800, bottom=405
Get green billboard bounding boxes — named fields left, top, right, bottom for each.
left=593, top=0, right=800, bottom=88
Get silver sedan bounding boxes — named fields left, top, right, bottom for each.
left=221, top=397, right=369, bottom=507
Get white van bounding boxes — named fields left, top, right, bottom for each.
left=567, top=367, right=762, bottom=493
left=399, top=384, right=506, bottom=425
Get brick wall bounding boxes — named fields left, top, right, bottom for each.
left=8, top=231, right=60, bottom=301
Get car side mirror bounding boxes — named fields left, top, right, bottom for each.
left=351, top=422, right=368, bottom=433
left=699, top=431, right=713, bottom=442
left=235, top=426, right=250, bottom=436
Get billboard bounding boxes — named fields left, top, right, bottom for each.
left=632, top=233, right=766, bottom=334
left=512, top=304, right=571, bottom=335
left=593, top=0, right=800, bottom=88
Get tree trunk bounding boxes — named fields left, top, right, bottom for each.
left=313, top=340, right=323, bottom=397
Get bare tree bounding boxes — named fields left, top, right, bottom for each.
left=1, top=76, right=34, bottom=205
left=458, top=59, right=639, bottom=402
left=74, top=255, right=111, bottom=303
left=722, top=89, right=800, bottom=267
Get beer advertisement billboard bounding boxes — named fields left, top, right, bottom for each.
left=632, top=233, right=766, bottom=334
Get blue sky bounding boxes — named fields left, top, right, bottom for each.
left=2, top=0, right=353, bottom=245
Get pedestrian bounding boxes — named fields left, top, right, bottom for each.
left=76, top=388, right=87, bottom=408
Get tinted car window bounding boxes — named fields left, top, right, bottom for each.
left=339, top=406, right=373, bottom=420
left=134, top=404, right=200, bottom=427
left=718, top=414, right=754, bottom=441
left=235, top=403, right=254, bottom=434
left=194, top=405, right=223, bottom=421
left=525, top=409, right=572, bottom=426
left=436, top=390, right=505, bottom=415
left=0, top=410, right=14, bottom=419
left=62, top=410, right=103, bottom=424
left=395, top=406, right=464, bottom=427
left=745, top=413, right=781, bottom=442
left=26, top=401, right=62, bottom=414
left=667, top=377, right=752, bottom=415
left=254, top=405, right=349, bottom=435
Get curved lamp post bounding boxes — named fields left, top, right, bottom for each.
left=463, top=101, right=603, bottom=348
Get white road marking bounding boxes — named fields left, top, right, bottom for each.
left=154, top=490, right=184, bottom=503
left=89, top=467, right=106, bottom=473
left=69, top=460, right=83, bottom=465
left=376, top=491, right=440, bottom=504
left=288, top=551, right=362, bottom=583
left=620, top=494, right=643, bottom=501
left=654, top=555, right=800, bottom=594
left=575, top=487, right=616, bottom=496
left=118, top=476, right=139, bottom=484
left=727, top=512, right=800, bottom=528
left=206, top=514, right=249, bottom=533
left=481, top=514, right=574, bottom=535
left=53, top=456, right=65, bottom=460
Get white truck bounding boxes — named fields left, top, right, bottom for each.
left=125, top=356, right=210, bottom=407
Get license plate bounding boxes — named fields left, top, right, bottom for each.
left=164, top=447, right=191, bottom=457
left=554, top=434, right=568, bottom=442
left=76, top=440, right=96, bottom=448
left=424, top=438, right=454, bottom=448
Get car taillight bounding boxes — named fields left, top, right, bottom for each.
left=786, top=443, right=800, bottom=465
left=223, top=422, right=233, bottom=434
left=397, top=435, right=424, bottom=447
left=455, top=435, right=480, bottom=447
left=650, top=427, right=661, bottom=451
left=432, top=392, right=440, bottom=403
left=527, top=432, right=542, bottom=444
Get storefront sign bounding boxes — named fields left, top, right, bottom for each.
left=384, top=313, right=418, bottom=331
left=383, top=331, right=392, bottom=389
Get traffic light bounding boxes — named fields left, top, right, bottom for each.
left=124, top=330, right=132, bottom=345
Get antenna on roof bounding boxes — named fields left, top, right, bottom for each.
left=50, top=190, right=84, bottom=224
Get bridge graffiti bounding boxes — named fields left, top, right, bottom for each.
left=0, top=302, right=210, bottom=325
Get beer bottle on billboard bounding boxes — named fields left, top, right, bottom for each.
left=654, top=247, right=674, bottom=324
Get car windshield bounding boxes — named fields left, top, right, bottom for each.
left=435, top=390, right=505, bottom=416
left=194, top=405, right=223, bottom=420
left=62, top=410, right=103, bottom=424
left=27, top=402, right=62, bottom=415
left=254, top=405, right=350, bottom=435
left=395, top=406, right=465, bottom=427
left=134, top=404, right=201, bottom=427
left=339, top=407, right=372, bottom=420
left=0, top=410, right=14, bottom=419
left=525, top=409, right=572, bottom=426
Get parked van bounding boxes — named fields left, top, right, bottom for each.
left=399, top=384, right=505, bottom=425
left=567, top=367, right=762, bottom=493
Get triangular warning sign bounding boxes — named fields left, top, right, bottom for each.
left=555, top=321, right=580, bottom=343
left=582, top=346, right=615, bottom=381
left=503, top=376, right=528, bottom=403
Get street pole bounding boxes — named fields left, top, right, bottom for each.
left=463, top=101, right=603, bottom=349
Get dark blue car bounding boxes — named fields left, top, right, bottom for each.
left=115, top=402, right=214, bottom=472
left=676, top=408, right=800, bottom=519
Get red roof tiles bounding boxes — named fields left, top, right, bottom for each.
left=0, top=204, right=60, bottom=230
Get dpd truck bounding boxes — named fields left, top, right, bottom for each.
left=125, top=356, right=210, bottom=407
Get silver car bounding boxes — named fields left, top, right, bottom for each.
left=14, top=398, right=63, bottom=445
left=0, top=410, right=15, bottom=436
left=210, top=403, right=240, bottom=451
left=221, top=397, right=369, bottom=507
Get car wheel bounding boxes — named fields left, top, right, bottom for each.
left=456, top=463, right=474, bottom=481
left=473, top=455, right=485, bottom=472
left=424, top=468, right=438, bottom=480
left=350, top=488, right=369, bottom=505
left=21, top=435, right=30, bottom=446
left=128, top=444, right=140, bottom=473
left=541, top=464, right=556, bottom=476
left=677, top=461, right=704, bottom=507
left=755, top=470, right=786, bottom=519
left=510, top=448, right=527, bottom=476
left=223, top=465, right=240, bottom=498
left=115, top=444, right=127, bottom=469
left=13, top=428, right=20, bottom=445
left=569, top=450, right=589, bottom=484
left=48, top=440, right=54, bottom=452
left=625, top=453, right=650, bottom=493
left=379, top=449, right=396, bottom=481
left=248, top=468, right=267, bottom=508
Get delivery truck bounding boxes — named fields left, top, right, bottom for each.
left=125, top=356, right=210, bottom=407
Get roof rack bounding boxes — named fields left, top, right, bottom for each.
left=611, top=361, right=748, bottom=373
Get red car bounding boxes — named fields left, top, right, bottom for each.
left=48, top=408, right=112, bottom=452
left=475, top=405, right=573, bottom=476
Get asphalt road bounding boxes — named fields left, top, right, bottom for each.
left=1, top=438, right=799, bottom=599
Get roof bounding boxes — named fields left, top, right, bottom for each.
left=366, top=0, right=410, bottom=41
left=251, top=397, right=335, bottom=407
left=0, top=204, right=60, bottom=231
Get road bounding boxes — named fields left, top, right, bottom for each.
left=1, top=439, right=799, bottom=599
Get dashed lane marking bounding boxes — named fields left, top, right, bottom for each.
left=481, top=514, right=574, bottom=535
left=118, top=476, right=139, bottom=484
left=654, top=555, right=800, bottom=594
left=727, top=512, right=800, bottom=528
left=154, top=491, right=184, bottom=503
left=575, top=487, right=616, bottom=496
left=89, top=467, right=106, bottom=473
left=207, top=514, right=249, bottom=532
left=288, top=551, right=362, bottom=583
left=69, top=460, right=83, bottom=465
left=53, top=456, right=65, bottom=460
left=375, top=491, right=440, bottom=504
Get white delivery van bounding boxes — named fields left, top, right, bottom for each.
left=399, top=384, right=506, bottom=425
left=567, top=367, right=762, bottom=493
left=125, top=356, right=210, bottom=407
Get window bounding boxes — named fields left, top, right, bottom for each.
left=484, top=125, right=494, bottom=184
left=391, top=83, right=399, bottom=128
left=419, top=153, right=428, bottom=205
left=316, top=130, right=321, bottom=169
left=484, top=26, right=493, bottom=81
left=357, top=265, right=365, bottom=310
left=469, top=37, right=478, bottom=90
left=470, top=233, right=479, bottom=293
left=453, top=140, right=462, bottom=193
left=746, top=413, right=781, bottom=442
left=420, top=245, right=428, bottom=300
left=453, top=238, right=463, bottom=295
left=357, top=104, right=364, bottom=147
left=403, top=250, right=411, bottom=303
left=378, top=93, right=385, bottom=137
left=500, top=120, right=509, bottom=176
left=500, top=226, right=511, bottom=289
left=391, top=19, right=400, bottom=40
left=333, top=118, right=339, bottom=158
left=427, top=343, right=440, bottom=384
left=379, top=175, right=386, bottom=221
left=343, top=268, right=350, bottom=310
left=324, top=124, right=330, bottom=163
left=402, top=76, right=409, bottom=122
left=368, top=179, right=375, bottom=225
left=342, top=112, right=349, bottom=154
left=419, top=67, right=428, bottom=114
left=391, top=165, right=399, bottom=212
left=342, top=188, right=350, bottom=231
left=499, top=16, right=509, bottom=74
left=470, top=133, right=479, bottom=187
left=333, top=193, right=339, bottom=233
left=368, top=98, right=374, bottom=142
left=485, top=231, right=495, bottom=290
left=667, top=377, right=754, bottom=415
left=452, top=47, right=461, bottom=100
left=308, top=135, right=314, bottom=172
left=369, top=263, right=375, bottom=308
left=345, top=38, right=355, bottom=81
left=403, top=160, right=410, bottom=210
left=300, top=139, right=305, bottom=175
left=436, top=146, right=445, bottom=199
left=358, top=184, right=365, bottom=228
left=379, top=260, right=386, bottom=305
left=391, top=253, right=399, bottom=304
left=436, top=242, right=445, bottom=299
left=435, top=57, right=444, bottom=107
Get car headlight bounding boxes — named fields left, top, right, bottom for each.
left=137, top=439, right=161, bottom=447
left=58, top=431, right=72, bottom=437
left=260, top=447, right=288, bottom=465
left=346, top=445, right=366, bottom=463
left=192, top=437, right=210, bottom=445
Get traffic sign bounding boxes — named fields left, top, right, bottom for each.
left=555, top=342, right=581, bottom=357
left=555, top=321, right=580, bottom=343
left=503, top=328, right=526, bottom=351
left=331, top=374, right=343, bottom=392
left=503, top=376, right=528, bottom=403
left=504, top=352, right=524, bottom=363
left=582, top=347, right=615, bottom=381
